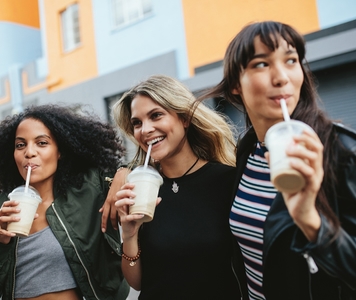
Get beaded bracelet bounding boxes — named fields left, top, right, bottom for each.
left=121, top=245, right=141, bottom=266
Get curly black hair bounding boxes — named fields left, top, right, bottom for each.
left=0, top=104, right=125, bottom=194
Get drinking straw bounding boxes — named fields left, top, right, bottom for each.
left=280, top=99, right=294, bottom=138
left=280, top=99, right=290, bottom=121
left=25, top=166, right=31, bottom=193
left=144, top=144, right=152, bottom=167
left=280, top=99, right=291, bottom=121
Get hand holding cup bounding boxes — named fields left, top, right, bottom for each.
left=279, top=129, right=324, bottom=241
left=6, top=185, right=42, bottom=237
left=0, top=200, right=21, bottom=243
left=127, top=166, right=163, bottom=222
left=265, top=120, right=315, bottom=193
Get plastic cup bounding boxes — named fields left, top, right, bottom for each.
left=7, top=185, right=42, bottom=237
left=128, top=166, right=163, bottom=222
left=265, top=120, right=314, bottom=193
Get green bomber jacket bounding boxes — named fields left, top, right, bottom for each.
left=0, top=168, right=129, bottom=300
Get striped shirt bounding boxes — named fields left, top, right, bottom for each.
left=229, top=142, right=277, bottom=300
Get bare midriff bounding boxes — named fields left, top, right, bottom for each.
left=16, top=288, right=82, bottom=300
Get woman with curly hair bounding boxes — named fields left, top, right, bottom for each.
left=0, top=104, right=129, bottom=300
left=111, top=75, right=241, bottom=299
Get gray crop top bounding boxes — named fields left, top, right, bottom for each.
left=15, top=226, right=77, bottom=298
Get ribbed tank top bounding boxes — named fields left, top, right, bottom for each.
left=15, top=226, right=77, bottom=298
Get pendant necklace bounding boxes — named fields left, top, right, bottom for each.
left=163, top=157, right=199, bottom=193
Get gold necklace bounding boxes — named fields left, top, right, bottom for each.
left=162, top=157, right=199, bottom=193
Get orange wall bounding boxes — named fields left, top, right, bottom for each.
left=182, top=0, right=320, bottom=75
left=0, top=0, right=40, bottom=28
left=44, top=0, right=97, bottom=91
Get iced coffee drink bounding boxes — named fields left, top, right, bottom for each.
left=7, top=185, right=42, bottom=237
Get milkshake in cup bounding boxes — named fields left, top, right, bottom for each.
left=7, top=185, right=42, bottom=237
left=265, top=120, right=314, bottom=194
left=128, top=165, right=163, bottom=222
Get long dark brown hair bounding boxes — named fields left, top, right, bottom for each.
left=199, top=21, right=340, bottom=227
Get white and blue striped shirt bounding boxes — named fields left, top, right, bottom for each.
left=230, top=142, right=277, bottom=300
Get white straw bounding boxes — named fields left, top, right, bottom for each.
left=25, top=166, right=31, bottom=192
left=144, top=144, right=152, bottom=167
left=280, top=99, right=290, bottom=121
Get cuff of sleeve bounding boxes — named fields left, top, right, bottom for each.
left=0, top=237, right=16, bottom=259
left=291, top=213, right=337, bottom=253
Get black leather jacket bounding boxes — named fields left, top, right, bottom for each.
left=232, top=123, right=356, bottom=300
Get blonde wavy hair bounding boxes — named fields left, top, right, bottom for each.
left=112, top=75, right=236, bottom=167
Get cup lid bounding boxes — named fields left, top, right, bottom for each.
left=9, top=185, right=42, bottom=201
left=128, top=165, right=163, bottom=183
left=265, top=120, right=314, bottom=148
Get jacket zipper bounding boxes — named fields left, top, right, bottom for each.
left=303, top=252, right=318, bottom=300
left=303, top=252, right=318, bottom=274
left=51, top=203, right=99, bottom=300
left=11, top=237, right=19, bottom=300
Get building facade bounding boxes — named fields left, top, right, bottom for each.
left=1, top=0, right=356, bottom=162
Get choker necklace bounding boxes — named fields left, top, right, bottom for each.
left=163, top=157, right=199, bottom=193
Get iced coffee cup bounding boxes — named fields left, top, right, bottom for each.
left=7, top=185, right=42, bottom=237
left=128, top=165, right=163, bottom=222
left=265, top=120, right=314, bottom=194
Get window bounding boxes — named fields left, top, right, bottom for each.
left=111, top=0, right=152, bottom=28
left=104, top=93, right=137, bottom=162
left=105, top=93, right=123, bottom=124
left=61, top=4, right=81, bottom=52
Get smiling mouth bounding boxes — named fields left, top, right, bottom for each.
left=147, top=137, right=164, bottom=146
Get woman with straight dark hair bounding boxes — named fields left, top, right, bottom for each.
left=200, top=21, right=356, bottom=299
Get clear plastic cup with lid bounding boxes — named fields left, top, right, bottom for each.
left=128, top=166, right=163, bottom=222
left=7, top=185, right=42, bottom=237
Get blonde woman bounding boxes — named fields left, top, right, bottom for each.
left=112, top=75, right=241, bottom=299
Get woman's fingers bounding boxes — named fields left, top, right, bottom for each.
left=0, top=200, right=20, bottom=214
left=100, top=182, right=135, bottom=232
left=0, top=201, right=19, bottom=243
left=0, top=227, right=16, bottom=236
left=292, top=130, right=323, bottom=158
left=115, top=192, right=145, bottom=239
left=100, top=200, right=112, bottom=231
left=115, top=198, right=135, bottom=215
left=114, top=185, right=137, bottom=218
left=120, top=213, right=145, bottom=223
left=286, top=131, right=324, bottom=190
left=0, top=200, right=21, bottom=227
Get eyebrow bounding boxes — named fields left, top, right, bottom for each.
left=15, top=134, right=52, bottom=141
left=130, top=108, right=161, bottom=121
left=251, top=53, right=268, bottom=60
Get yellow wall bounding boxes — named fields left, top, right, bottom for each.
left=182, top=0, right=320, bottom=75
left=0, top=0, right=40, bottom=28
left=44, top=0, right=97, bottom=91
